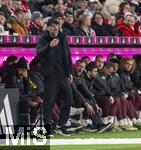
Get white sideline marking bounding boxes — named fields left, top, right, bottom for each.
left=1, top=138, right=141, bottom=145
left=50, top=138, right=141, bottom=145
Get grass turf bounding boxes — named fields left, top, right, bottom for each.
left=0, top=130, right=141, bottom=150
left=51, top=144, right=141, bottom=150
left=0, top=145, right=141, bottom=150
left=53, top=129, right=141, bottom=139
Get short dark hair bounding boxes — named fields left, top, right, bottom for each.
left=86, top=62, right=97, bottom=72
left=47, top=18, right=59, bottom=26
left=6, top=55, right=18, bottom=64
left=95, top=55, right=103, bottom=60
left=81, top=56, right=90, bottom=60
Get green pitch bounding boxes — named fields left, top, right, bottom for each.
left=0, top=145, right=141, bottom=150
left=53, top=130, right=141, bottom=139
left=0, top=130, right=141, bottom=150
left=51, top=144, right=141, bottom=150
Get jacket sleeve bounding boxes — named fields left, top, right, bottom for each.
left=58, top=32, right=73, bottom=76
left=5, top=74, right=18, bottom=88
left=75, top=77, right=96, bottom=105
left=71, top=82, right=87, bottom=105
left=36, top=37, right=51, bottom=57
left=29, top=72, right=44, bottom=96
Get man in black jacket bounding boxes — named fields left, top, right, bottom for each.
left=37, top=18, right=74, bottom=136
left=72, top=61, right=113, bottom=133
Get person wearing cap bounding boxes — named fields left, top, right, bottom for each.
left=86, top=0, right=99, bottom=17
left=3, top=57, right=42, bottom=124
left=30, top=11, right=43, bottom=35
left=10, top=8, right=28, bottom=35
left=117, top=12, right=141, bottom=36
left=37, top=18, right=74, bottom=136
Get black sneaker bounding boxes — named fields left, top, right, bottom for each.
left=65, top=122, right=84, bottom=132
left=97, top=123, right=114, bottom=133
left=54, top=126, right=74, bottom=136
left=82, top=124, right=98, bottom=133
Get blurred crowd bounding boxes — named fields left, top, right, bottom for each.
left=0, top=0, right=141, bottom=36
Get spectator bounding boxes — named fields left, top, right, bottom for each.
left=0, top=0, right=15, bottom=19
left=13, top=0, right=23, bottom=10
left=41, top=1, right=55, bottom=17
left=106, top=15, right=120, bottom=36
left=24, top=12, right=32, bottom=34
left=135, top=0, right=141, bottom=15
left=116, top=2, right=130, bottom=21
left=54, top=2, right=66, bottom=15
left=129, top=0, right=139, bottom=15
left=63, top=11, right=76, bottom=36
left=86, top=0, right=99, bottom=17
left=0, top=11, right=5, bottom=34
left=4, top=19, right=16, bottom=34
left=10, top=8, right=28, bottom=35
left=75, top=0, right=89, bottom=10
left=52, top=11, right=64, bottom=32
left=91, top=11, right=111, bottom=36
left=117, top=12, right=140, bottom=36
left=101, top=0, right=122, bottom=17
left=31, top=11, right=43, bottom=35
left=76, top=13, right=96, bottom=36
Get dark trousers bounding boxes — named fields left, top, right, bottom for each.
left=87, top=100, right=105, bottom=128
left=43, top=76, right=73, bottom=126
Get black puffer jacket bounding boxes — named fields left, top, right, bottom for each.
left=107, top=73, right=124, bottom=94
left=118, top=69, right=133, bottom=92
left=92, top=73, right=112, bottom=102
left=73, top=73, right=96, bottom=105
left=131, top=67, right=141, bottom=89
left=62, top=22, right=77, bottom=36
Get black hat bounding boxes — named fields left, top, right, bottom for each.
left=47, top=18, right=59, bottom=26
left=16, top=57, right=28, bottom=69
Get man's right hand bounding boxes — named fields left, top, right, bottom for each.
left=49, top=38, right=59, bottom=48
left=85, top=103, right=95, bottom=116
